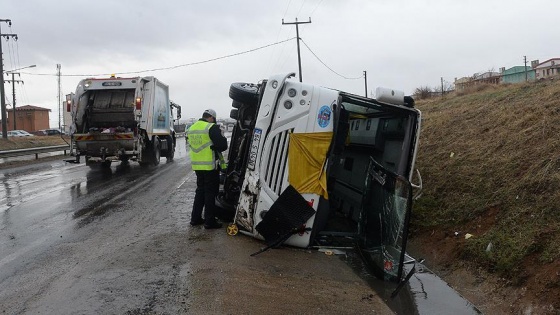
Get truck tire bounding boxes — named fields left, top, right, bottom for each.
left=229, top=83, right=259, bottom=106
left=231, top=100, right=243, bottom=108
left=152, top=137, right=160, bottom=166
left=166, top=137, right=175, bottom=161
left=85, top=157, right=96, bottom=168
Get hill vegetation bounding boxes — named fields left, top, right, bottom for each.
left=411, top=80, right=560, bottom=313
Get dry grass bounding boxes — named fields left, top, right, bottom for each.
left=413, top=80, right=560, bottom=277
left=0, top=136, right=70, bottom=151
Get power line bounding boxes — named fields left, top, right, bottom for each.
left=5, top=73, right=23, bottom=129
left=296, top=0, right=307, bottom=17
left=282, top=0, right=293, bottom=18
left=309, top=0, right=324, bottom=17
left=279, top=40, right=297, bottom=71
left=19, top=80, right=30, bottom=105
left=0, top=18, right=18, bottom=138
left=266, top=0, right=294, bottom=74
left=6, top=24, right=15, bottom=70
left=23, top=38, right=296, bottom=77
left=300, top=39, right=363, bottom=80
left=5, top=23, right=28, bottom=107
left=270, top=0, right=298, bottom=73
left=8, top=40, right=16, bottom=71
left=15, top=35, right=22, bottom=70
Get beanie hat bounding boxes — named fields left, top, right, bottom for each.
left=203, top=109, right=216, bottom=118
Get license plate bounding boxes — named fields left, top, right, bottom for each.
left=247, top=128, right=262, bottom=170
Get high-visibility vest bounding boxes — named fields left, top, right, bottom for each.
left=187, top=120, right=216, bottom=170
left=217, top=151, right=227, bottom=171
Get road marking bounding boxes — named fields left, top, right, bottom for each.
left=177, top=171, right=194, bottom=189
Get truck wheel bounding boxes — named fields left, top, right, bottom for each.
left=152, top=138, right=160, bottom=165
left=85, top=157, right=96, bottom=168
left=232, top=100, right=243, bottom=108
left=229, top=83, right=259, bottom=106
left=166, top=140, right=175, bottom=161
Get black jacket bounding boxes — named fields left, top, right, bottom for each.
left=204, top=119, right=228, bottom=153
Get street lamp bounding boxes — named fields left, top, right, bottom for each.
left=3, top=64, right=36, bottom=74
left=3, top=64, right=36, bottom=134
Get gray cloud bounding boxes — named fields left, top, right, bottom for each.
left=3, top=0, right=560, bottom=125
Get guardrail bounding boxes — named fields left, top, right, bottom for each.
left=0, top=145, right=71, bottom=160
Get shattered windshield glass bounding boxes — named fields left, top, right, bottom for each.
left=362, top=157, right=412, bottom=281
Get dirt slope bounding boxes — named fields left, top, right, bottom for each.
left=409, top=80, right=560, bottom=314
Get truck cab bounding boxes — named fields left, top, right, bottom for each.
left=219, top=73, right=422, bottom=281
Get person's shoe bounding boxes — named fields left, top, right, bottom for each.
left=190, top=218, right=204, bottom=226
left=204, top=222, right=223, bottom=229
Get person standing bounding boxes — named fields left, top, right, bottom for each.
left=187, top=109, right=228, bottom=229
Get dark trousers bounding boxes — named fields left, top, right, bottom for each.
left=192, top=170, right=220, bottom=225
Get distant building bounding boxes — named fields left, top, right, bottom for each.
left=501, top=66, right=536, bottom=84
left=474, top=71, right=501, bottom=84
left=453, top=77, right=471, bottom=91
left=454, top=71, right=501, bottom=91
left=6, top=105, right=51, bottom=132
left=533, top=58, right=560, bottom=80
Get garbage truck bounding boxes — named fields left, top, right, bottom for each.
left=218, top=73, right=422, bottom=281
left=66, top=76, right=181, bottom=167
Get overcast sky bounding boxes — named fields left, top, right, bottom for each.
left=2, top=0, right=559, bottom=127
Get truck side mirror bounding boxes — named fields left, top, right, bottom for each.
left=230, top=109, right=239, bottom=120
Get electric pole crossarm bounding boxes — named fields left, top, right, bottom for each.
left=282, top=18, right=312, bottom=83
left=281, top=18, right=312, bottom=26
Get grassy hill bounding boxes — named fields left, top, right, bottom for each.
left=411, top=80, right=560, bottom=312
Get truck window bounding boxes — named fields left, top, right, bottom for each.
left=91, top=89, right=135, bottom=110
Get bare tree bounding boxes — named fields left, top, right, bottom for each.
left=413, top=86, right=433, bottom=99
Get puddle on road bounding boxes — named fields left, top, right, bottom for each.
left=407, top=265, right=482, bottom=315
left=340, top=249, right=482, bottom=315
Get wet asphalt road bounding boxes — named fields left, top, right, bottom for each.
left=0, top=140, right=198, bottom=314
left=0, top=139, right=398, bottom=315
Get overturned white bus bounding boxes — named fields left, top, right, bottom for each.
left=217, top=73, right=422, bottom=281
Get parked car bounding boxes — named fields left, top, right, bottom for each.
left=33, top=129, right=63, bottom=136
left=8, top=130, right=34, bottom=137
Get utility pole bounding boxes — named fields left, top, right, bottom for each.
left=441, top=77, right=444, bottom=97
left=5, top=65, right=35, bottom=131
left=0, top=18, right=18, bottom=139
left=524, top=55, right=528, bottom=82
left=282, top=17, right=311, bottom=83
left=6, top=73, right=23, bottom=130
left=363, top=71, right=368, bottom=97
left=57, top=64, right=62, bottom=131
